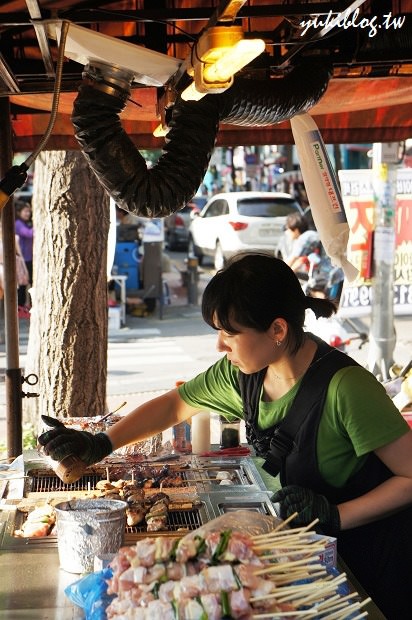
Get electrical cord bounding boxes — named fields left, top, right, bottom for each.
left=0, top=19, right=70, bottom=208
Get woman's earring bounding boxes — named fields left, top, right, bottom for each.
left=276, top=340, right=282, bottom=347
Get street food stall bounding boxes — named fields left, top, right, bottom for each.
left=0, top=445, right=386, bottom=619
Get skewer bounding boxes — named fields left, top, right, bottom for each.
left=252, top=611, right=318, bottom=617
left=295, top=574, right=348, bottom=605
left=254, top=537, right=326, bottom=551
left=252, top=520, right=320, bottom=542
left=106, top=467, right=110, bottom=482
left=319, top=597, right=371, bottom=619
left=260, top=544, right=327, bottom=560
left=271, top=568, right=327, bottom=585
left=255, top=558, right=325, bottom=575
left=251, top=583, right=341, bottom=604
left=99, top=400, right=127, bottom=423
left=272, top=511, right=299, bottom=530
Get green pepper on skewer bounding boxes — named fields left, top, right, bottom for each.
left=220, top=591, right=233, bottom=619
left=212, top=529, right=232, bottom=564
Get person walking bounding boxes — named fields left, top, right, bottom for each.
left=38, top=252, right=412, bottom=618
left=14, top=202, right=34, bottom=313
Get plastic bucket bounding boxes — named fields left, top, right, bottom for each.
left=54, top=498, right=127, bottom=573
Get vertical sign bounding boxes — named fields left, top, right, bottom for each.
left=338, top=168, right=412, bottom=317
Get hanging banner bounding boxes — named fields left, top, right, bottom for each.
left=338, top=168, right=412, bottom=317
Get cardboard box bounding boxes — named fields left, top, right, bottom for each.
left=108, top=306, right=121, bottom=330
left=312, top=534, right=337, bottom=569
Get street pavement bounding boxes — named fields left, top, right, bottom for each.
left=1, top=256, right=412, bottom=445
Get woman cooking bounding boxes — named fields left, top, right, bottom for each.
left=38, top=252, right=412, bottom=618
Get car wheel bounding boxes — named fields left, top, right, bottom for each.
left=214, top=241, right=225, bottom=271
left=188, top=236, right=203, bottom=265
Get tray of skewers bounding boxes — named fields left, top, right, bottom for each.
left=64, top=510, right=371, bottom=620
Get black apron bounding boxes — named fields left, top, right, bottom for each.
left=239, top=336, right=412, bottom=619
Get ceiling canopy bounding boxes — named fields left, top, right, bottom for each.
left=1, top=0, right=412, bottom=150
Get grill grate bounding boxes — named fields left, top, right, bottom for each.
left=24, top=471, right=205, bottom=537
left=28, top=472, right=102, bottom=493
left=125, top=508, right=202, bottom=534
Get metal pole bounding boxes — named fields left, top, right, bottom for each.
left=366, top=142, right=399, bottom=380
left=187, top=256, right=199, bottom=305
left=0, top=97, right=23, bottom=459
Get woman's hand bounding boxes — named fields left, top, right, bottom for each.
left=37, top=415, right=112, bottom=466
left=272, top=485, right=341, bottom=534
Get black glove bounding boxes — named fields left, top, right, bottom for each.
left=272, top=485, right=341, bottom=534
left=37, top=415, right=113, bottom=466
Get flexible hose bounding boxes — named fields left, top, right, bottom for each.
left=72, top=58, right=331, bottom=217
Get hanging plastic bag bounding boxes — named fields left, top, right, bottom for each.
left=290, top=113, right=358, bottom=282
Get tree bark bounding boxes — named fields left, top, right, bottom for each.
left=24, top=151, right=110, bottom=427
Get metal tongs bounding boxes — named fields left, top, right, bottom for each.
left=99, top=401, right=127, bottom=423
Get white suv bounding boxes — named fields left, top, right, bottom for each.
left=188, top=191, right=303, bottom=270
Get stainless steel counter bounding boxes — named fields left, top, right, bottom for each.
left=0, top=452, right=387, bottom=619
left=0, top=545, right=84, bottom=619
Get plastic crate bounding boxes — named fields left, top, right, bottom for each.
left=114, top=241, right=139, bottom=268
left=117, top=265, right=139, bottom=291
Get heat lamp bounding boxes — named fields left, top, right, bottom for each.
left=181, top=26, right=265, bottom=101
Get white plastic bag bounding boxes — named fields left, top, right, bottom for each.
left=290, top=113, right=358, bottom=282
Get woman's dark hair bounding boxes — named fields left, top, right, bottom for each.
left=202, top=252, right=337, bottom=354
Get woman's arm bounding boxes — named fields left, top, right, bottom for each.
left=338, top=430, right=412, bottom=529
left=106, top=388, right=200, bottom=450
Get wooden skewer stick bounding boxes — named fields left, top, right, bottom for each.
left=253, top=520, right=320, bottom=542
left=301, top=593, right=342, bottom=611
left=260, top=545, right=327, bottom=559
left=319, top=597, right=371, bottom=620
left=271, top=568, right=327, bottom=585
left=295, top=574, right=348, bottom=605
left=272, top=511, right=300, bottom=531
left=251, top=583, right=342, bottom=604
left=255, top=558, right=325, bottom=575
left=253, top=535, right=324, bottom=550
left=252, top=611, right=318, bottom=618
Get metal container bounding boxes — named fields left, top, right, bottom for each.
left=54, top=498, right=127, bottom=573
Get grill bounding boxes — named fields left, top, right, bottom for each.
left=22, top=456, right=267, bottom=496
left=0, top=455, right=273, bottom=549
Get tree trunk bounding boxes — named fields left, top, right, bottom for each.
left=24, top=151, right=110, bottom=428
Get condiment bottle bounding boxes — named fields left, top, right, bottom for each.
left=219, top=416, right=241, bottom=449
left=172, top=381, right=192, bottom=454
left=191, top=411, right=211, bottom=454
left=53, top=454, right=88, bottom=484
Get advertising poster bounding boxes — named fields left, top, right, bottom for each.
left=142, top=218, right=164, bottom=243
left=338, top=168, right=412, bottom=317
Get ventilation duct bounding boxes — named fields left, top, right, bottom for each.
left=72, top=58, right=332, bottom=217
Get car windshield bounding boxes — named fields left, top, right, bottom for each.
left=237, top=198, right=300, bottom=217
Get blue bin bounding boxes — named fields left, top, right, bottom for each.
left=116, top=265, right=139, bottom=291
left=114, top=241, right=139, bottom=269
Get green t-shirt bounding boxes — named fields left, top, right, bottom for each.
left=178, top=355, right=409, bottom=488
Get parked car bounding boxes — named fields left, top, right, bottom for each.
left=188, top=191, right=303, bottom=269
left=164, top=198, right=206, bottom=250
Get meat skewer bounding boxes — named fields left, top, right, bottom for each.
left=105, top=526, right=363, bottom=620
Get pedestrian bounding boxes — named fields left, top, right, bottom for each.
left=278, top=212, right=320, bottom=273
left=38, top=252, right=412, bottom=618
left=14, top=201, right=34, bottom=312
left=0, top=221, right=30, bottom=316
